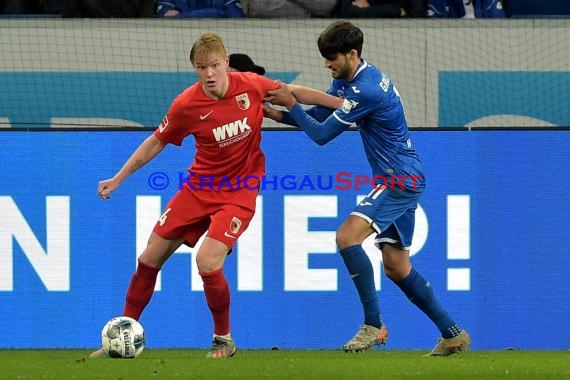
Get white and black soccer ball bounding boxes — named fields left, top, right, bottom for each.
left=101, top=316, right=145, bottom=358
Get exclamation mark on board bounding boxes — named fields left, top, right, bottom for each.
left=447, top=195, right=471, bottom=291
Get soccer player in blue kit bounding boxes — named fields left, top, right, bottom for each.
left=264, top=20, right=471, bottom=356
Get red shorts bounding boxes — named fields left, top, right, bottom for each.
left=152, top=185, right=258, bottom=249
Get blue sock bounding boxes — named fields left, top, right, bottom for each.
left=394, top=267, right=461, bottom=338
left=339, top=245, right=382, bottom=328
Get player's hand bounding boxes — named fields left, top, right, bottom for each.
left=263, top=103, right=284, bottom=122
left=98, top=178, right=120, bottom=200
left=352, top=0, right=370, bottom=8
left=164, top=9, right=180, bottom=17
left=265, top=82, right=297, bottom=110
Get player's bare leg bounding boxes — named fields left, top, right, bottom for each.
left=89, top=233, right=183, bottom=359
left=380, top=242, right=412, bottom=282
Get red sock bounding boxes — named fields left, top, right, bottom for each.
left=122, top=259, right=160, bottom=320
left=200, top=268, right=230, bottom=336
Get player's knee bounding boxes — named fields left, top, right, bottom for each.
left=383, top=265, right=401, bottom=281
left=196, top=254, right=224, bottom=273
left=336, top=228, right=357, bottom=250
left=138, top=254, right=162, bottom=269
left=196, top=257, right=213, bottom=273
left=383, top=259, right=411, bottom=282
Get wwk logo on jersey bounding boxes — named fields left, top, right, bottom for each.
left=212, top=117, right=252, bottom=147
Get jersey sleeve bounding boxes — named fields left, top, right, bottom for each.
left=280, top=105, right=334, bottom=127
left=255, top=73, right=280, bottom=96
left=282, top=79, right=353, bottom=145
left=331, top=85, right=374, bottom=126
left=153, top=95, right=189, bottom=146
left=308, top=106, right=335, bottom=122
left=288, top=103, right=350, bottom=146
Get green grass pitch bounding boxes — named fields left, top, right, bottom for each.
left=1, top=349, right=569, bottom=379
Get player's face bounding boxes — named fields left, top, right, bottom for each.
left=323, top=51, right=358, bottom=81
left=193, top=52, right=229, bottom=99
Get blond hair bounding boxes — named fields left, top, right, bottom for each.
left=190, top=33, right=227, bottom=64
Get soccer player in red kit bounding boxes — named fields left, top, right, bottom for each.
left=90, top=33, right=338, bottom=359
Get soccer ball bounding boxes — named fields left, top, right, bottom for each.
left=101, top=316, right=145, bottom=358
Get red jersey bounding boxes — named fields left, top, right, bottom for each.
left=154, top=72, right=278, bottom=190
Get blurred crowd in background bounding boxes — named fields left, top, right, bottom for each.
left=1, top=0, right=569, bottom=19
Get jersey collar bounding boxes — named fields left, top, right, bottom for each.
left=349, top=59, right=368, bottom=82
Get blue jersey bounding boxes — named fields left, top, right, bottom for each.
left=155, top=0, right=246, bottom=18
left=287, top=60, right=424, bottom=186
left=427, top=0, right=505, bottom=18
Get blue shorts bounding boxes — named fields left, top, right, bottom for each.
left=351, top=184, right=423, bottom=250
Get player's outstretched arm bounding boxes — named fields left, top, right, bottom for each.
left=267, top=83, right=349, bottom=146
left=98, top=134, right=167, bottom=200
left=288, top=84, right=343, bottom=109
